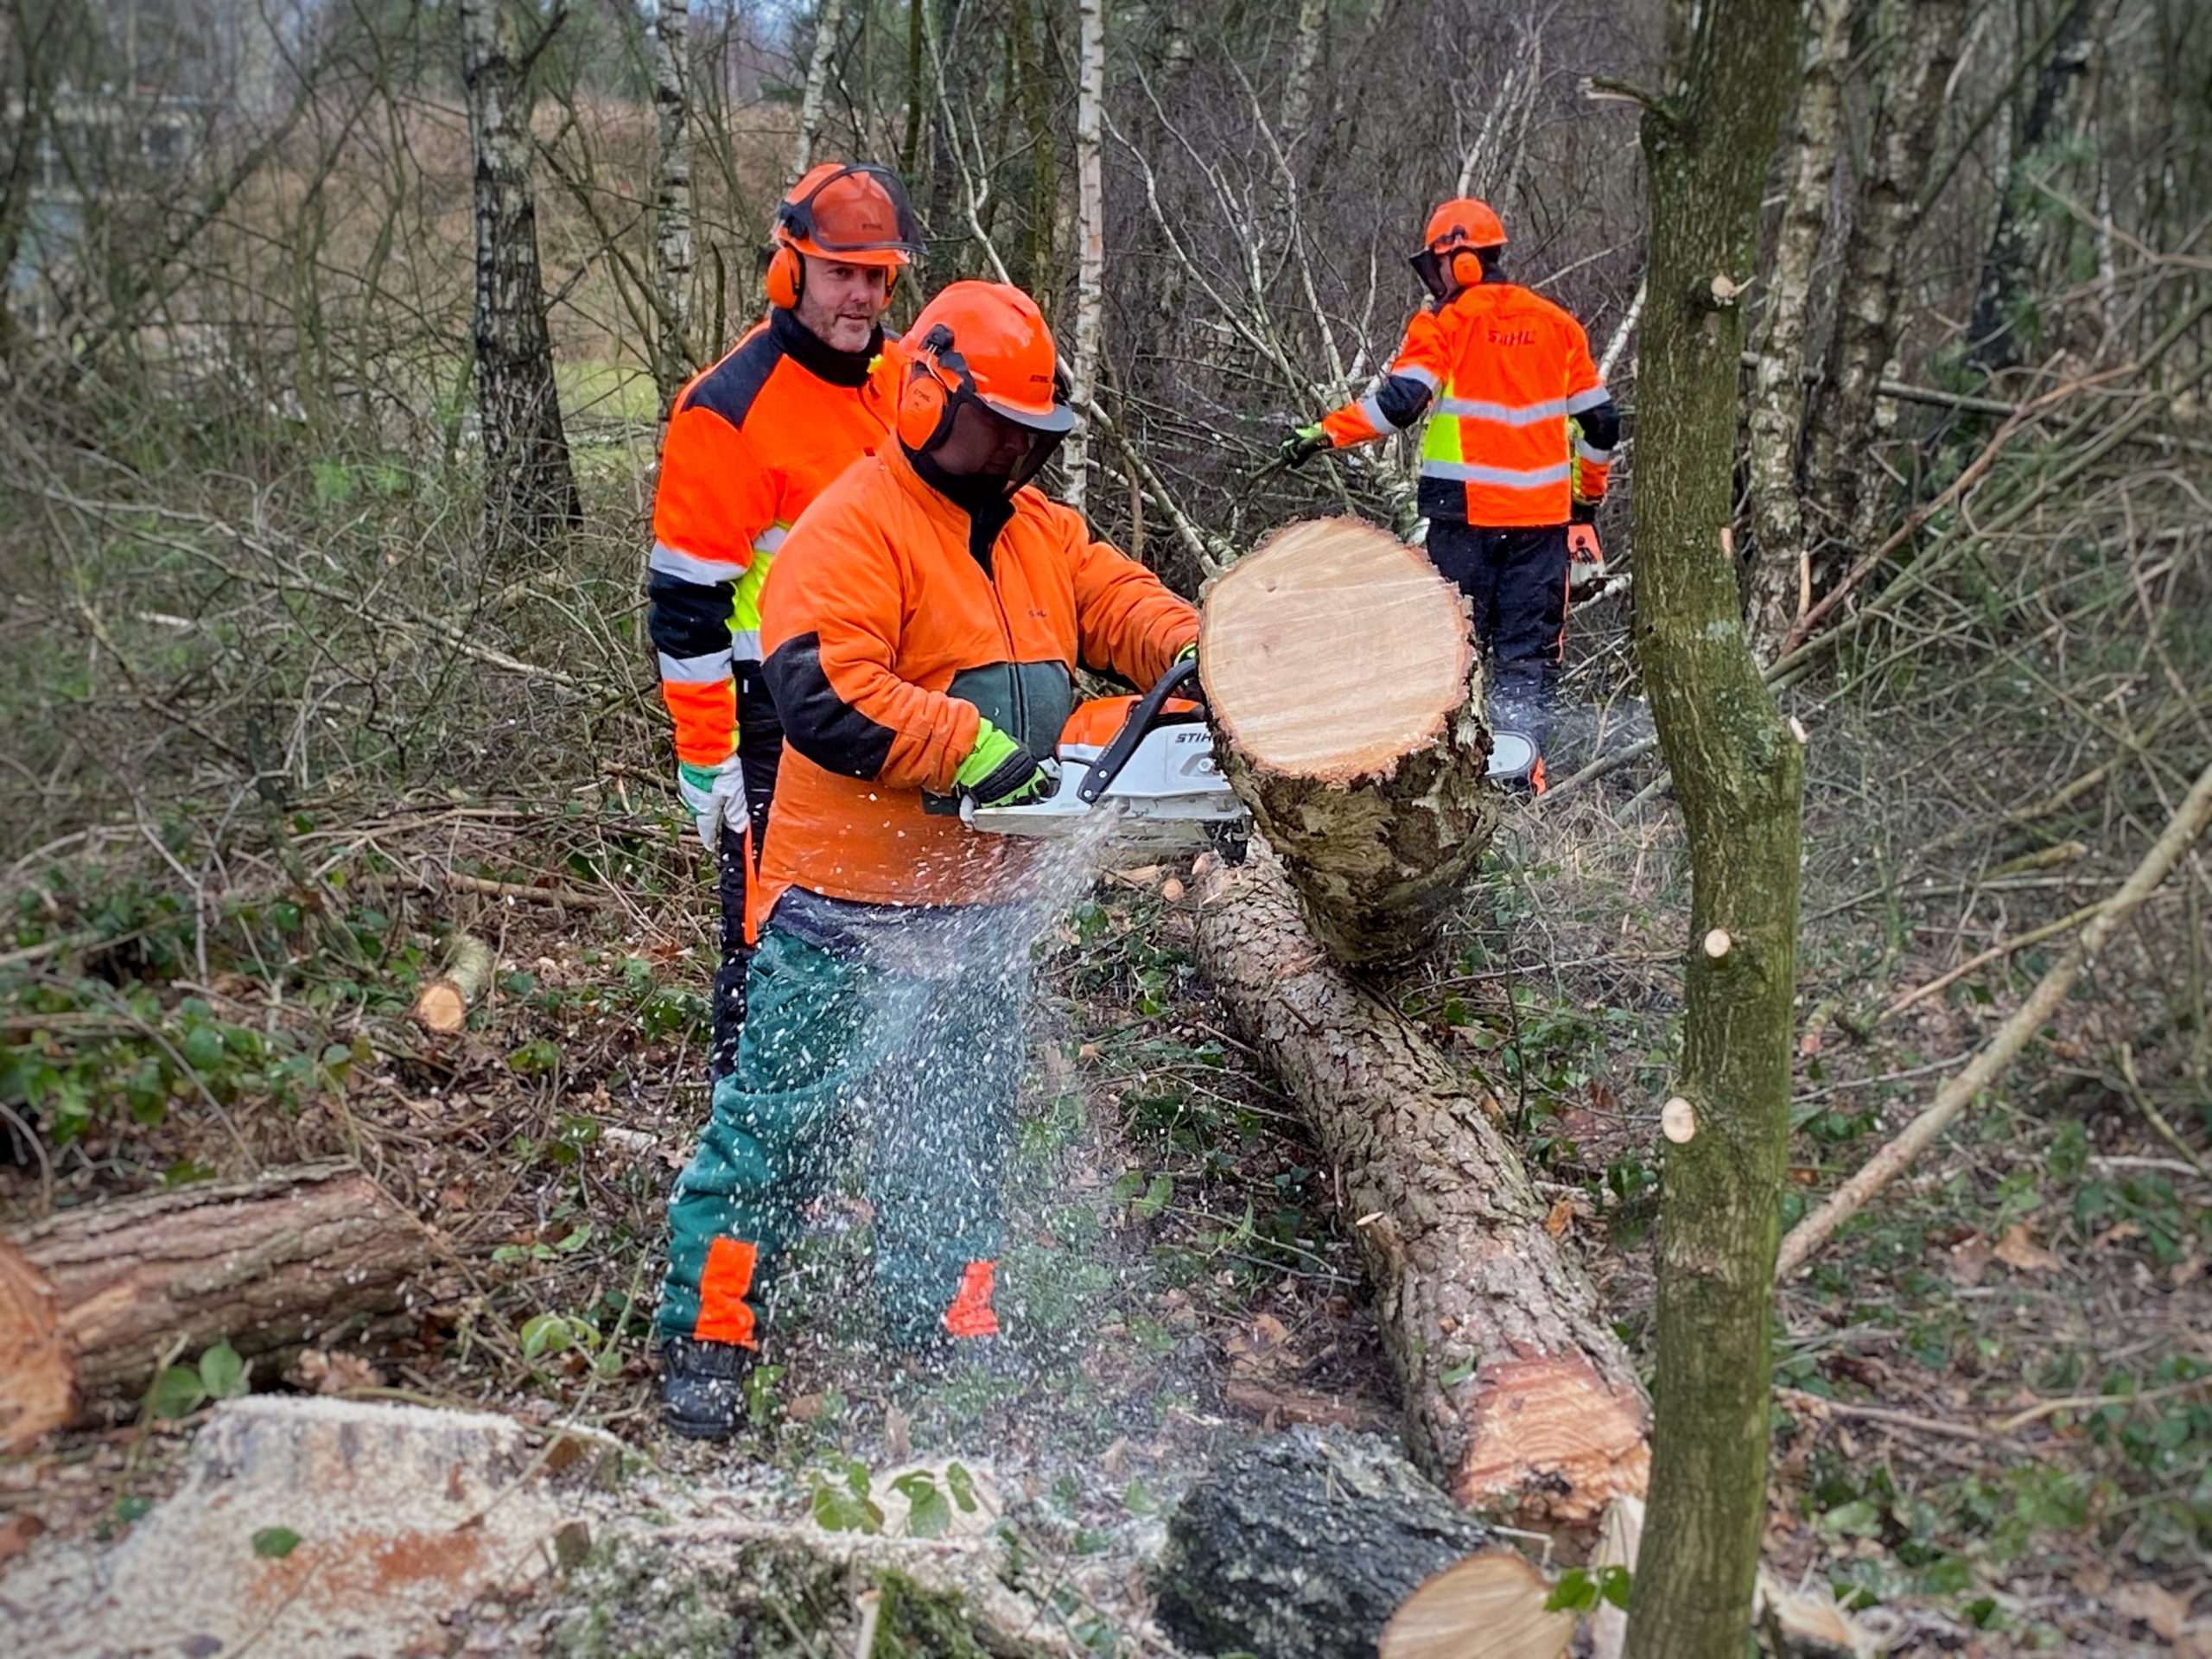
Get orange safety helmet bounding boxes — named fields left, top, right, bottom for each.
left=896, top=282, right=1074, bottom=489
left=1410, top=196, right=1507, bottom=301
left=764, top=162, right=921, bottom=309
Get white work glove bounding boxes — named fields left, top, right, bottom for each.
left=677, top=758, right=748, bottom=853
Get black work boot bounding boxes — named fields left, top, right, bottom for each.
left=658, top=1337, right=753, bottom=1440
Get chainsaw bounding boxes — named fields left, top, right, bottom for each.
left=961, top=658, right=1248, bottom=855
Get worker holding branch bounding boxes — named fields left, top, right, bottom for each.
left=654, top=281, right=1198, bottom=1437
left=1281, top=198, right=1619, bottom=793
left=646, top=162, right=918, bottom=1080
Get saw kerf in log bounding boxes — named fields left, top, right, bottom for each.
left=1193, top=851, right=1648, bottom=1527
left=0, top=1160, right=435, bottom=1446
left=1200, top=516, right=1498, bottom=968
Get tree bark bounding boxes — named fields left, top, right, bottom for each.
left=1199, top=518, right=1498, bottom=969
left=1192, top=851, right=1651, bottom=1529
left=1620, top=2, right=1804, bottom=1656
left=1062, top=0, right=1104, bottom=513
left=792, top=0, right=847, bottom=176
left=460, top=0, right=582, bottom=559
left=651, top=0, right=695, bottom=417
left=1279, top=0, right=1328, bottom=143
left=1803, top=0, right=1969, bottom=543
left=0, top=1161, right=436, bottom=1446
left=1965, top=0, right=2105, bottom=375
left=1156, top=1428, right=1571, bottom=1659
left=1746, top=0, right=1855, bottom=656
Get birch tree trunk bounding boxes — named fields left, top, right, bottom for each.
left=1279, top=0, right=1328, bottom=142
left=1063, top=0, right=1104, bottom=512
left=652, top=0, right=695, bottom=417
left=1620, top=0, right=1804, bottom=1652
left=1804, top=0, right=1969, bottom=542
left=1746, top=0, right=1855, bottom=657
left=792, top=0, right=847, bottom=177
left=460, top=0, right=581, bottom=558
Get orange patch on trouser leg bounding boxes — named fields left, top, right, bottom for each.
left=696, top=1236, right=760, bottom=1346
left=943, top=1260, right=999, bottom=1338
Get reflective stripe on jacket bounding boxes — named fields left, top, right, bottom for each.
left=646, top=307, right=900, bottom=767
left=759, top=445, right=1199, bottom=911
left=1319, top=282, right=1612, bottom=528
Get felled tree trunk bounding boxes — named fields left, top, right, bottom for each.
left=1200, top=517, right=1497, bottom=969
left=0, top=1161, right=435, bottom=1446
left=1156, top=1428, right=1573, bottom=1659
left=1192, top=853, right=1649, bottom=1528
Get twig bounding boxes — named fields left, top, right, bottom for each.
left=2115, top=1044, right=2208, bottom=1176
left=440, top=872, right=614, bottom=910
left=1777, top=755, right=2212, bottom=1277
left=1878, top=899, right=2105, bottom=1021
left=1989, top=1375, right=2212, bottom=1436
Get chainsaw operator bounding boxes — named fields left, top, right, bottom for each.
left=646, top=161, right=918, bottom=1082
left=653, top=280, right=1198, bottom=1437
left=1280, top=197, right=1618, bottom=793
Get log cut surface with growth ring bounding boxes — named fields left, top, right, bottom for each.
left=1201, top=517, right=1498, bottom=967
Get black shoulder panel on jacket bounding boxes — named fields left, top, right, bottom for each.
left=1577, top=398, right=1621, bottom=450
left=1375, top=372, right=1435, bottom=429
left=681, top=328, right=785, bottom=430
left=763, top=632, right=896, bottom=780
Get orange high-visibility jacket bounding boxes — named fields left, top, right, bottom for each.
left=1319, top=280, right=1617, bottom=528
left=758, top=445, right=1198, bottom=912
left=646, top=308, right=901, bottom=767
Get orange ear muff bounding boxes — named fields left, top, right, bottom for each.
left=765, top=244, right=802, bottom=309
left=896, top=365, right=953, bottom=452
left=1449, top=248, right=1482, bottom=289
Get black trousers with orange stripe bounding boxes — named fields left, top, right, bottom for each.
left=709, top=667, right=786, bottom=1080
left=1423, top=520, right=1570, bottom=749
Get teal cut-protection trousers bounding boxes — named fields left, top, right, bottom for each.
left=654, top=916, right=1026, bottom=1351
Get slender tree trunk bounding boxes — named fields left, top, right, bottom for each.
left=793, top=0, right=848, bottom=176
left=1619, top=0, right=1804, bottom=1653
left=1966, top=0, right=2105, bottom=374
left=460, top=0, right=581, bottom=558
left=652, top=0, right=695, bottom=417
left=1064, top=0, right=1104, bottom=512
left=1280, top=0, right=1328, bottom=141
left=1803, top=0, right=1969, bottom=548
left=899, top=0, right=925, bottom=178
left=1016, top=0, right=1057, bottom=305
left=1746, top=0, right=1855, bottom=656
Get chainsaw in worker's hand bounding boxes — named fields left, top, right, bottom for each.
left=961, top=658, right=1247, bottom=855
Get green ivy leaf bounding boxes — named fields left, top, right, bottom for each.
left=148, top=1363, right=208, bottom=1421
left=1133, top=1173, right=1173, bottom=1221
left=944, top=1461, right=978, bottom=1514
left=810, top=1478, right=884, bottom=1535
left=199, top=1339, right=249, bottom=1400
left=519, top=1313, right=573, bottom=1360
left=181, top=1026, right=226, bottom=1070
left=251, top=1526, right=301, bottom=1559
left=893, top=1471, right=951, bottom=1539
left=1544, top=1567, right=1599, bottom=1613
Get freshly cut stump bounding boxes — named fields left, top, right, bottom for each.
left=1201, top=516, right=1496, bottom=967
left=1193, top=851, right=1650, bottom=1528
left=0, top=1161, right=435, bottom=1446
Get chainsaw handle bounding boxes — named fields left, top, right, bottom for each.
left=1077, top=656, right=1205, bottom=805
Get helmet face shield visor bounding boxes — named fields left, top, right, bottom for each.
left=779, top=163, right=922, bottom=262
left=1409, top=246, right=1452, bottom=302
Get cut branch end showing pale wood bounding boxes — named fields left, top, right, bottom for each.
left=414, top=934, right=496, bottom=1032
left=1201, top=517, right=1497, bottom=967
left=1378, top=1548, right=1573, bottom=1659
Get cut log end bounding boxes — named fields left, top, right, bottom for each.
left=0, top=1242, right=71, bottom=1448
left=1378, top=1549, right=1573, bottom=1659
left=1202, top=517, right=1473, bottom=785
left=413, top=935, right=495, bottom=1033
left=1452, top=1354, right=1652, bottom=1527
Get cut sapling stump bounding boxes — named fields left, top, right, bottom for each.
left=414, top=933, right=496, bottom=1032
left=1200, top=516, right=1497, bottom=969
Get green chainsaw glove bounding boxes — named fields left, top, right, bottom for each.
left=955, top=719, right=1052, bottom=810
left=1280, top=424, right=1331, bottom=470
